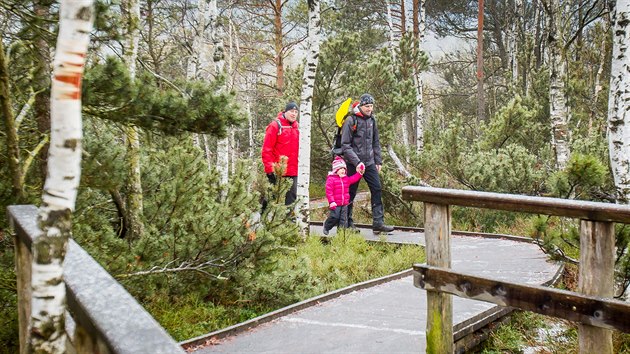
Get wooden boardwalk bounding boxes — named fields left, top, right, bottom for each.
left=186, top=226, right=561, bottom=353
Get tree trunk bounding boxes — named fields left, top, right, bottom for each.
left=477, top=0, right=485, bottom=122
left=547, top=0, right=571, bottom=170
left=123, top=0, right=145, bottom=241
left=209, top=0, right=229, bottom=186
left=534, top=0, right=544, bottom=69
left=415, top=0, right=426, bottom=152
left=607, top=0, right=630, bottom=203
left=509, top=0, right=521, bottom=81
left=274, top=0, right=284, bottom=95
left=0, top=40, right=24, bottom=200
left=34, top=1, right=51, bottom=181
left=32, top=1, right=93, bottom=352
left=590, top=24, right=609, bottom=137
left=297, top=0, right=321, bottom=234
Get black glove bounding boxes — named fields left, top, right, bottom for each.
left=267, top=173, right=277, bottom=184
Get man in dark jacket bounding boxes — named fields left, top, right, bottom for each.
left=341, top=94, right=394, bottom=233
left=261, top=102, right=300, bottom=205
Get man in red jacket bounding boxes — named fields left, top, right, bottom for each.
left=261, top=102, right=300, bottom=205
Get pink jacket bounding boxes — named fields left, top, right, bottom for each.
left=325, top=172, right=362, bottom=206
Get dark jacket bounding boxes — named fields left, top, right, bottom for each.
left=261, top=112, right=300, bottom=176
left=340, top=108, right=382, bottom=167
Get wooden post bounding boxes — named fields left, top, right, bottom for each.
left=578, top=220, right=614, bottom=354
left=424, top=203, right=453, bottom=353
left=11, top=221, right=32, bottom=354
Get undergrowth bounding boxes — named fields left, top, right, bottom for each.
left=145, top=232, right=425, bottom=341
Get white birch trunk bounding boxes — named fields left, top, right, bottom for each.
left=547, top=0, right=571, bottom=170
left=508, top=0, right=519, bottom=80
left=590, top=32, right=608, bottom=136
left=32, top=1, right=94, bottom=352
left=247, top=97, right=254, bottom=159
left=415, top=0, right=426, bottom=152
left=209, top=0, right=229, bottom=185
left=608, top=0, right=630, bottom=204
left=123, top=0, right=144, bottom=240
left=188, top=0, right=204, bottom=151
left=297, top=0, right=321, bottom=234
left=387, top=1, right=410, bottom=146
left=386, top=1, right=398, bottom=62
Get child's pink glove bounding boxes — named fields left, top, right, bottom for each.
left=329, top=202, right=337, bottom=210
left=357, top=162, right=366, bottom=174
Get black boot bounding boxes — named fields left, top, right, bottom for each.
left=373, top=223, right=394, bottom=233
left=371, top=205, right=393, bottom=233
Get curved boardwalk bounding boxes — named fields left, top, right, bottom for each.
left=188, top=226, right=561, bottom=353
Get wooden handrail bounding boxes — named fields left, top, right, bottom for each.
left=402, top=186, right=618, bottom=354
left=8, top=205, right=185, bottom=354
left=402, top=186, right=630, bottom=223
left=414, top=264, right=630, bottom=333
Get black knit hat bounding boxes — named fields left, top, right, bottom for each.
left=359, top=93, right=375, bottom=106
left=285, top=102, right=299, bottom=112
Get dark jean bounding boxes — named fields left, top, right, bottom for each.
left=323, top=205, right=349, bottom=232
left=347, top=163, right=384, bottom=226
left=262, top=174, right=298, bottom=210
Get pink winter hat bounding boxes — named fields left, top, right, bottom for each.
left=332, top=156, right=346, bottom=173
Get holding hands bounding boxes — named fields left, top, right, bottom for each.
left=357, top=162, right=366, bottom=175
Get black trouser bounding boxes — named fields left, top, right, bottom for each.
left=348, top=163, right=384, bottom=226
left=323, top=205, right=349, bottom=231
left=264, top=174, right=297, bottom=206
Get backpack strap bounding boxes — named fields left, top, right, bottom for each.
left=275, top=119, right=282, bottom=135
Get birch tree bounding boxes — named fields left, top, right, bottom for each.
left=32, top=1, right=93, bottom=351
left=122, top=0, right=145, bottom=240
left=414, top=0, right=426, bottom=151
left=209, top=0, right=229, bottom=186
left=545, top=0, right=571, bottom=170
left=297, top=0, right=321, bottom=233
left=608, top=0, right=630, bottom=203
left=476, top=0, right=485, bottom=122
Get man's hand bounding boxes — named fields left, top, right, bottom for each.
left=329, top=202, right=337, bottom=210
left=376, top=164, right=382, bottom=173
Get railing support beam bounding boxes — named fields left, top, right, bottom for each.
left=424, top=202, right=453, bottom=353
left=579, top=220, right=614, bottom=354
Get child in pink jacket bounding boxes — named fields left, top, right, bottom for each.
left=323, top=156, right=364, bottom=235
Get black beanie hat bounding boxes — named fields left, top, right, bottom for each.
left=285, top=102, right=299, bottom=112
left=359, top=94, right=375, bottom=106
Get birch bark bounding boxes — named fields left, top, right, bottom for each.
left=190, top=0, right=214, bottom=169
left=546, top=0, right=571, bottom=170
left=607, top=0, right=630, bottom=203
left=210, top=0, right=229, bottom=186
left=122, top=0, right=145, bottom=241
left=297, top=0, right=321, bottom=234
left=415, top=0, right=426, bottom=152
left=32, top=1, right=94, bottom=352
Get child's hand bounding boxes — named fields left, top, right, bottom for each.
left=358, top=168, right=365, bottom=175
left=329, top=202, right=337, bottom=210
left=357, top=162, right=365, bottom=174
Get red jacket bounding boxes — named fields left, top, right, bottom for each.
left=325, top=172, right=362, bottom=206
left=261, top=112, right=299, bottom=176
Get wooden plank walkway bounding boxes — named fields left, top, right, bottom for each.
left=187, top=226, right=562, bottom=353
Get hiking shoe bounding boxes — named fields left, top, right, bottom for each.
left=322, top=228, right=330, bottom=235
left=373, top=223, right=394, bottom=233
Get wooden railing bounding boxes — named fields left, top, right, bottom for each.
left=8, top=205, right=185, bottom=354
left=401, top=186, right=630, bottom=354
